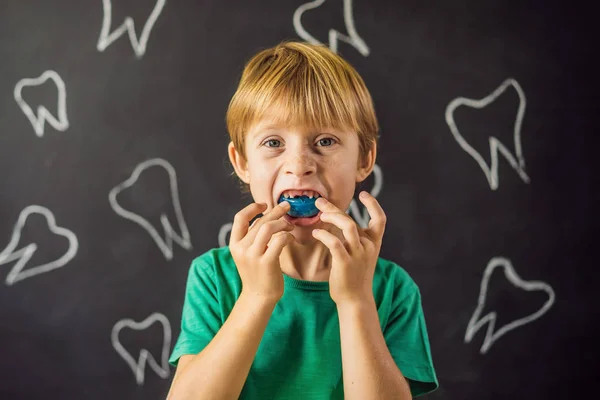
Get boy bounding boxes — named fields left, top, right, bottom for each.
left=167, top=41, right=438, bottom=399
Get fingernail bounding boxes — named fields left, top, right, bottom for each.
left=316, top=197, right=325, bottom=205
left=280, top=201, right=290, bottom=208
left=359, top=191, right=368, bottom=199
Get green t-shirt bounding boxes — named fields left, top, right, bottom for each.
left=169, top=246, right=438, bottom=398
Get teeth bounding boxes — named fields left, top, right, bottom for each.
left=281, top=190, right=321, bottom=199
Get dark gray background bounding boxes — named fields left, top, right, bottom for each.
left=0, top=1, right=597, bottom=399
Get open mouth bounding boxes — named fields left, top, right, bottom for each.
left=276, top=190, right=323, bottom=203
left=277, top=190, right=323, bottom=219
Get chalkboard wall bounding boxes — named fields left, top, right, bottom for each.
left=1, top=1, right=597, bottom=399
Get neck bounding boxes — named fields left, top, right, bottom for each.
left=279, top=237, right=333, bottom=282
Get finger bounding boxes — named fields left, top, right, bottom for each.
left=264, top=232, right=295, bottom=261
left=231, top=202, right=268, bottom=244
left=314, top=197, right=342, bottom=213
left=358, top=191, right=387, bottom=242
left=251, top=219, right=294, bottom=254
left=360, top=236, right=376, bottom=253
left=318, top=212, right=361, bottom=251
left=312, top=228, right=351, bottom=262
left=245, top=201, right=291, bottom=243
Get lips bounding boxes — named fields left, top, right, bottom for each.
left=284, top=211, right=322, bottom=226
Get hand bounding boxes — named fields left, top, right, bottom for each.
left=312, top=191, right=386, bottom=306
left=229, top=201, right=295, bottom=304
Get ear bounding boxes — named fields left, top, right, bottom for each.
left=228, top=141, right=250, bottom=184
left=356, top=141, right=377, bottom=184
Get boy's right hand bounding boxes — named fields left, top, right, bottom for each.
left=229, top=201, right=294, bottom=304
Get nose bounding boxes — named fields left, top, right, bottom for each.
left=284, top=146, right=316, bottom=177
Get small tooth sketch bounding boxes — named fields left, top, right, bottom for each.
left=293, top=0, right=370, bottom=56
left=97, top=0, right=166, bottom=58
left=111, top=312, right=171, bottom=385
left=445, top=78, right=530, bottom=191
left=0, top=205, right=78, bottom=286
left=108, top=158, right=192, bottom=261
left=14, top=70, right=69, bottom=137
left=217, top=164, right=383, bottom=247
left=347, top=164, right=382, bottom=229
left=464, top=256, right=556, bottom=354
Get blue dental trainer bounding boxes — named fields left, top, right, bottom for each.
left=278, top=194, right=320, bottom=218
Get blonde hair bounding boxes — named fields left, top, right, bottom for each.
left=226, top=40, right=380, bottom=194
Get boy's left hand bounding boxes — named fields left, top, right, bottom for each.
left=312, top=191, right=386, bottom=307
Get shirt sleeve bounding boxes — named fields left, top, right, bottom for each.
left=168, top=256, right=222, bottom=367
left=384, top=283, right=439, bottom=397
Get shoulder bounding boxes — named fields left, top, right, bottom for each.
left=373, top=256, right=420, bottom=300
left=188, top=245, right=235, bottom=273
left=184, top=246, right=242, bottom=303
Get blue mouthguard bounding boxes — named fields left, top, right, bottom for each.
left=278, top=194, right=320, bottom=218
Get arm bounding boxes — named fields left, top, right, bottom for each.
left=166, top=292, right=277, bottom=400
left=338, top=297, right=412, bottom=400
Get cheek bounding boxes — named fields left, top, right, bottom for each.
left=250, top=163, right=275, bottom=181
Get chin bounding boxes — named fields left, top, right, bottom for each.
left=288, top=231, right=318, bottom=246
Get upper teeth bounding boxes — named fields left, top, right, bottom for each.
left=282, top=190, right=321, bottom=199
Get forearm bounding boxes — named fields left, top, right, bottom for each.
left=338, top=298, right=412, bottom=400
left=168, top=291, right=277, bottom=400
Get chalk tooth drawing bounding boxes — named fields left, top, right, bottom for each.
left=217, top=164, right=383, bottom=247
left=218, top=222, right=232, bottom=248
left=14, top=70, right=69, bottom=137
left=445, top=78, right=530, bottom=191
left=464, top=257, right=556, bottom=354
left=0, top=205, right=78, bottom=285
left=293, top=0, right=370, bottom=56
left=97, top=0, right=166, bottom=58
left=108, top=158, right=192, bottom=260
left=347, top=164, right=382, bottom=228
left=111, top=312, right=171, bottom=385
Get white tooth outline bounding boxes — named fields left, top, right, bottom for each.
left=464, top=257, right=556, bottom=354
left=108, top=158, right=192, bottom=261
left=97, top=0, right=166, bottom=58
left=217, top=164, right=383, bottom=247
left=218, top=222, right=231, bottom=248
left=347, top=164, right=382, bottom=228
left=445, top=78, right=530, bottom=191
left=14, top=70, right=69, bottom=137
left=111, top=312, right=171, bottom=385
left=293, top=0, right=370, bottom=56
left=0, top=205, right=78, bottom=285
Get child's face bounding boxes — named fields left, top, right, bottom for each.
left=229, top=116, right=375, bottom=243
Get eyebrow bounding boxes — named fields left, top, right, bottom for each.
left=250, top=124, right=345, bottom=139
left=249, top=124, right=283, bottom=138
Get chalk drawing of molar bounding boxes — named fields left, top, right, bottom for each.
left=111, top=312, right=171, bottom=385
left=97, top=0, right=166, bottom=58
left=293, top=0, right=370, bottom=56
left=464, top=256, right=555, bottom=354
left=0, top=205, right=78, bottom=285
left=109, top=158, right=192, bottom=261
left=14, top=70, right=69, bottom=137
left=445, top=78, right=530, bottom=191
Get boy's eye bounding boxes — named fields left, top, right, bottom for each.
left=262, top=138, right=337, bottom=148
left=317, top=138, right=336, bottom=147
left=264, top=139, right=281, bottom=148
